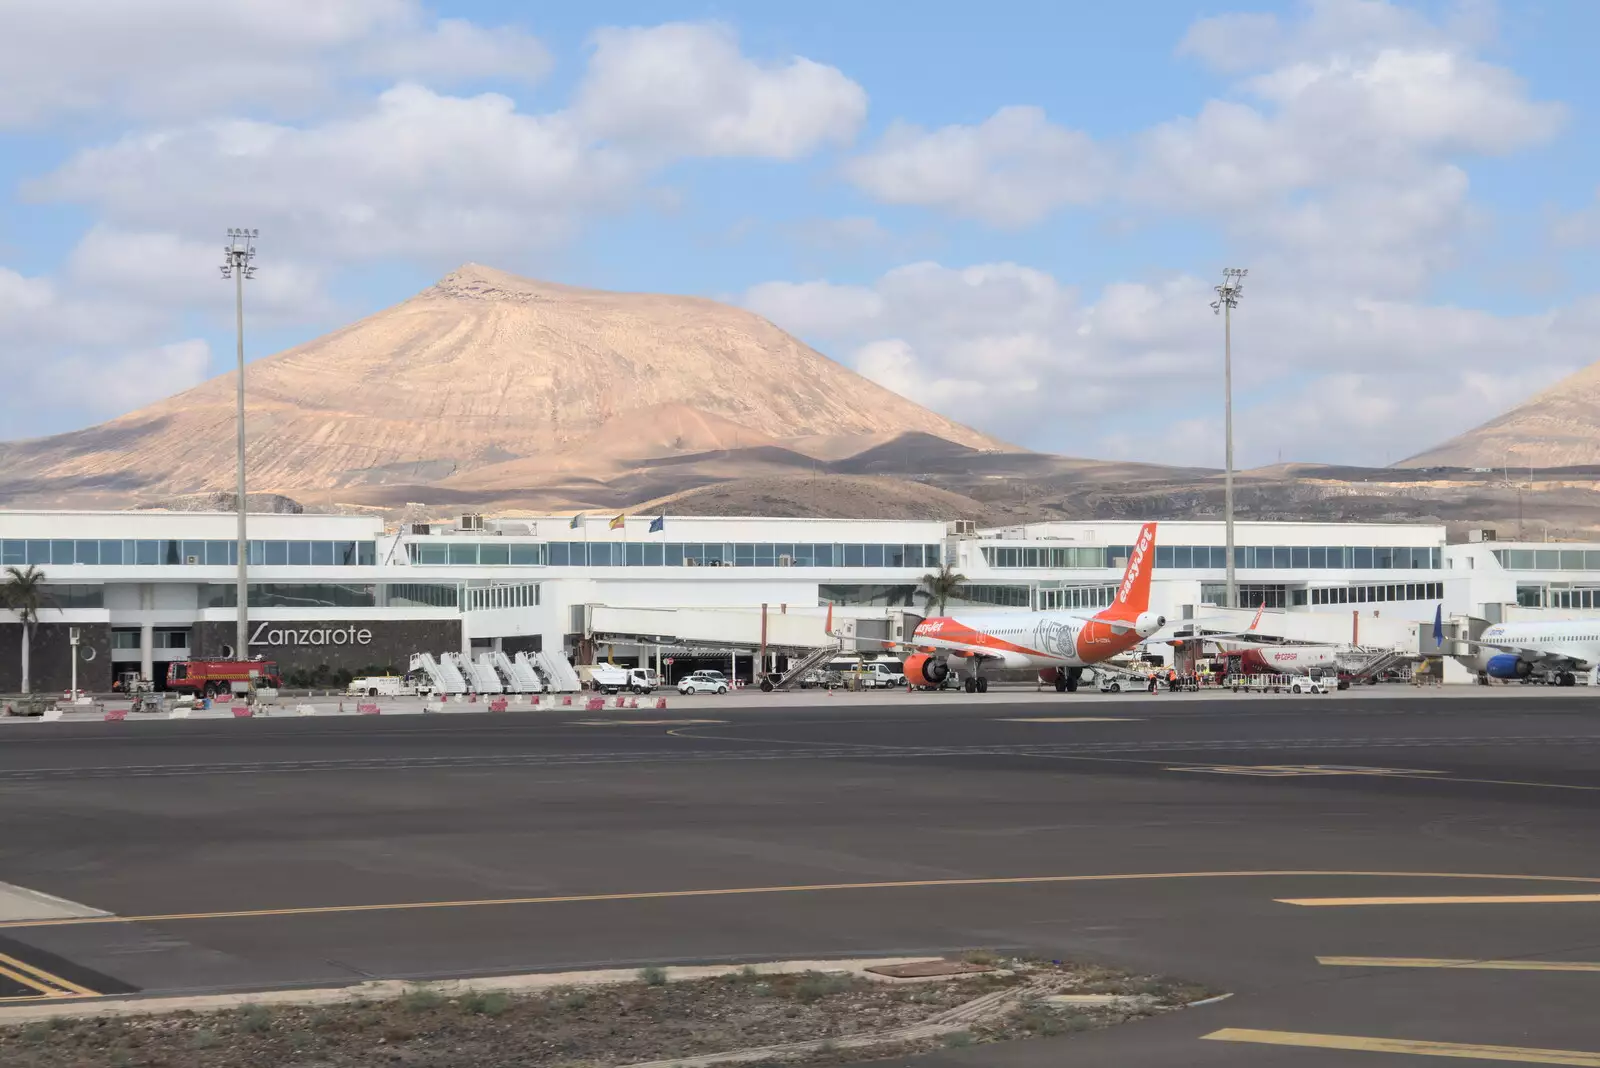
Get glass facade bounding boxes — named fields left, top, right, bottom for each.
left=1492, top=549, right=1600, bottom=571
left=206, top=584, right=379, bottom=608
left=463, top=584, right=541, bottom=611
left=385, top=583, right=460, bottom=608
left=984, top=543, right=1442, bottom=570
left=1037, top=585, right=1118, bottom=610
left=425, top=541, right=944, bottom=568
left=1, top=539, right=376, bottom=567
left=1202, top=583, right=1289, bottom=609
left=1308, top=582, right=1444, bottom=605
left=39, top=584, right=105, bottom=609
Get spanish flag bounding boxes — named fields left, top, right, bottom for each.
left=609, top=513, right=626, bottom=530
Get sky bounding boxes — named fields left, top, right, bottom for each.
left=3, top=0, right=1599, bottom=468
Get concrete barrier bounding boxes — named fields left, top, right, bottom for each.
left=489, top=697, right=508, bottom=712
left=104, top=708, right=127, bottom=722
left=655, top=698, right=668, bottom=709
left=42, top=707, right=64, bottom=722
left=168, top=707, right=190, bottom=720
left=357, top=703, right=381, bottom=715
left=232, top=706, right=253, bottom=718
left=585, top=697, right=605, bottom=711
left=296, top=705, right=317, bottom=716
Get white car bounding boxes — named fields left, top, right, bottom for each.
left=1289, top=677, right=1329, bottom=694
left=679, top=675, right=729, bottom=695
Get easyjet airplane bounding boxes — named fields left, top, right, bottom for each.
left=829, top=522, right=1166, bottom=693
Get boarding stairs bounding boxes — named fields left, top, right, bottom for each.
left=770, top=644, right=841, bottom=690
left=477, top=652, right=520, bottom=694
left=449, top=652, right=503, bottom=694
left=1342, top=647, right=1410, bottom=682
left=492, top=651, right=543, bottom=693
left=535, top=650, right=583, bottom=693
left=409, top=652, right=467, bottom=696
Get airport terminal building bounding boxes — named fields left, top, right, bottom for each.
left=0, top=508, right=1591, bottom=692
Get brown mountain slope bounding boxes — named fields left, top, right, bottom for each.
left=1399, top=360, right=1600, bottom=469
left=0, top=265, right=1008, bottom=508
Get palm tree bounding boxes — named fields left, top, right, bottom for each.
left=917, top=563, right=967, bottom=618
left=2, top=565, right=48, bottom=695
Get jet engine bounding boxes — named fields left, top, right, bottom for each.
left=1134, top=611, right=1167, bottom=637
left=905, top=653, right=950, bottom=688
left=1485, top=653, right=1532, bottom=680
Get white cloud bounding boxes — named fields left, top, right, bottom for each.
left=744, top=260, right=1595, bottom=467
left=843, top=107, right=1108, bottom=227
left=357, top=18, right=552, bottom=85
left=0, top=0, right=550, bottom=126
left=576, top=23, right=866, bottom=158
left=66, top=227, right=334, bottom=326
left=39, top=84, right=639, bottom=263
left=0, top=264, right=213, bottom=439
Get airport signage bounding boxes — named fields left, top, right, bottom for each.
left=249, top=622, right=373, bottom=648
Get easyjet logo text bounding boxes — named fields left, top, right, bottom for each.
left=1118, top=527, right=1154, bottom=604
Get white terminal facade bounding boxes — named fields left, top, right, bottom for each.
left=0, top=509, right=1590, bottom=691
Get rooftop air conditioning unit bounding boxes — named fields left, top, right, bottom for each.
left=459, top=513, right=484, bottom=531
left=952, top=520, right=977, bottom=536
left=778, top=555, right=793, bottom=566
left=1468, top=529, right=1497, bottom=543
left=411, top=524, right=432, bottom=536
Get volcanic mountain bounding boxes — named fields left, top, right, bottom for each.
left=0, top=265, right=1008, bottom=510
left=1399, top=359, right=1600, bottom=469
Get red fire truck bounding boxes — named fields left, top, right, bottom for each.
left=166, top=659, right=283, bottom=697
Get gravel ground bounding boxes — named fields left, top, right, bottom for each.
left=0, top=959, right=1216, bottom=1068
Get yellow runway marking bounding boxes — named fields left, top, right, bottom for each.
left=5, top=869, right=1600, bottom=932
left=1283, top=895, right=1600, bottom=907
left=0, top=952, right=98, bottom=998
left=996, top=717, right=1135, bottom=723
left=1205, top=1027, right=1600, bottom=1064
left=1320, top=956, right=1600, bottom=973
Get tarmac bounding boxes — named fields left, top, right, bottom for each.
left=1, top=688, right=1599, bottom=1064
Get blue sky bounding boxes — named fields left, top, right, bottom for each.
left=3, top=0, right=1598, bottom=468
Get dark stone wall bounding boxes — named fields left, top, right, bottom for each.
left=191, top=619, right=461, bottom=677
left=499, top=635, right=543, bottom=656
left=0, top=623, right=112, bottom=694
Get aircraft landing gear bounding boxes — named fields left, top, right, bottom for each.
left=964, top=674, right=988, bottom=694
left=1065, top=666, right=1082, bottom=693
left=1559, top=671, right=1577, bottom=687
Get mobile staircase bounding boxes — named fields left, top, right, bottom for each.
left=488, top=651, right=543, bottom=693
left=535, top=650, right=583, bottom=693
left=409, top=652, right=467, bottom=696
left=763, top=645, right=836, bottom=691
left=448, top=652, right=503, bottom=694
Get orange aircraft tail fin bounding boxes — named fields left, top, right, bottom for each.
left=1096, top=522, right=1157, bottom=624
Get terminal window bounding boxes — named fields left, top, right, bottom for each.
left=1310, top=582, right=1443, bottom=605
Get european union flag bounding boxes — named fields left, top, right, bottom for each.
left=649, top=515, right=665, bottom=533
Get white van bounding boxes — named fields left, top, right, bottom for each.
left=347, top=676, right=418, bottom=698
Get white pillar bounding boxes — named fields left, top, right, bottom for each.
left=460, top=615, right=471, bottom=657
left=731, top=649, right=737, bottom=687
left=492, top=636, right=503, bottom=653
left=139, top=622, right=154, bottom=684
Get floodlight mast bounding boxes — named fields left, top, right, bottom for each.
left=220, top=229, right=258, bottom=664
left=1211, top=267, right=1247, bottom=610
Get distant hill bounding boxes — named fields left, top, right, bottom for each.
left=0, top=265, right=1009, bottom=510
left=1399, top=360, right=1600, bottom=469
